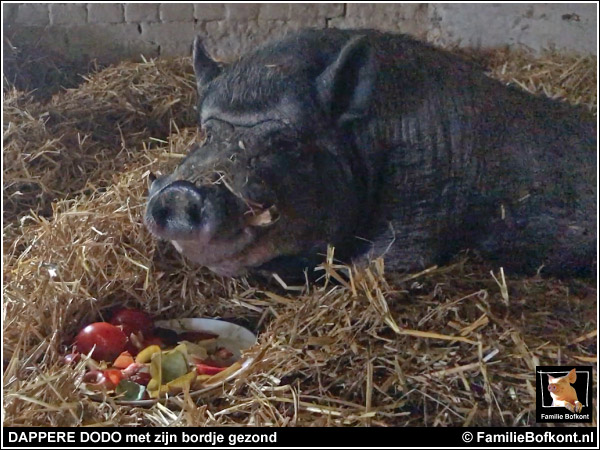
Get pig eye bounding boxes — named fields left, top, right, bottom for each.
left=202, top=118, right=235, bottom=139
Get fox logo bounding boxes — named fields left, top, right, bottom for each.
left=548, top=368, right=583, bottom=413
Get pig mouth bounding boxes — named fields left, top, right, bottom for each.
left=167, top=230, right=257, bottom=276
left=144, top=179, right=280, bottom=276
left=167, top=231, right=275, bottom=277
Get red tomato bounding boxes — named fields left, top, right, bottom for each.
left=196, top=363, right=227, bottom=376
left=63, top=353, right=80, bottom=365
left=75, top=322, right=127, bottom=363
left=110, top=308, right=154, bottom=337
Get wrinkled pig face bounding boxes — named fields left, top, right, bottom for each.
left=145, top=34, right=375, bottom=276
left=145, top=129, right=359, bottom=277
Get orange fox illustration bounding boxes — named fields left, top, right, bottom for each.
left=548, top=368, right=583, bottom=413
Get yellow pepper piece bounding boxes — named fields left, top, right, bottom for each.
left=166, top=371, right=197, bottom=392
left=135, top=345, right=162, bottom=364
left=146, top=345, right=192, bottom=398
left=148, top=371, right=197, bottom=398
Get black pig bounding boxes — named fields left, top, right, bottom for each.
left=145, top=29, right=596, bottom=278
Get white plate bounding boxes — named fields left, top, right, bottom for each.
left=85, top=318, right=257, bottom=407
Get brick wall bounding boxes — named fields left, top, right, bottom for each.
left=3, top=3, right=597, bottom=66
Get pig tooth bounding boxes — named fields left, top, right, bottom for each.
left=246, top=206, right=279, bottom=227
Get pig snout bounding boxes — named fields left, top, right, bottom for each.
left=145, top=180, right=218, bottom=242
left=548, top=384, right=557, bottom=393
left=144, top=176, right=277, bottom=276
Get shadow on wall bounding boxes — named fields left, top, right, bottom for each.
left=2, top=21, right=317, bottom=99
left=2, top=20, right=324, bottom=99
left=3, top=24, right=160, bottom=99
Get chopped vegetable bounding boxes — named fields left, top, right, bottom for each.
left=129, top=371, right=152, bottom=386
left=142, top=335, right=166, bottom=349
left=121, top=362, right=144, bottom=378
left=179, top=340, right=209, bottom=362
left=166, top=371, right=197, bottom=393
left=148, top=370, right=197, bottom=398
left=156, top=345, right=188, bottom=383
left=115, top=380, right=146, bottom=401
left=104, top=369, right=124, bottom=387
left=135, top=345, right=161, bottom=364
left=72, top=316, right=246, bottom=402
left=113, top=351, right=134, bottom=369
left=196, top=363, right=227, bottom=376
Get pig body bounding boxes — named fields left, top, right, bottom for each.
left=548, top=369, right=583, bottom=413
left=145, top=29, right=596, bottom=278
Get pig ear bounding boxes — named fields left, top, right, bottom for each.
left=193, top=36, right=221, bottom=90
left=567, top=369, right=577, bottom=383
left=548, top=375, right=555, bottom=382
left=316, top=35, right=375, bottom=124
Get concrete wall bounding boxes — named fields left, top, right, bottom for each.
left=428, top=3, right=597, bottom=55
left=3, top=3, right=597, bottom=65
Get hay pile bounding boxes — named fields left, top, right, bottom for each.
left=3, top=57, right=197, bottom=224
left=3, top=47, right=597, bottom=427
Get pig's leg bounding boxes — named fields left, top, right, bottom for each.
left=557, top=400, right=580, bottom=413
left=552, top=399, right=572, bottom=411
left=477, top=199, right=595, bottom=277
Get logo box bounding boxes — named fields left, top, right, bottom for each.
left=536, top=366, right=593, bottom=423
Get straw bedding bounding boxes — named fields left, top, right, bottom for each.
left=3, top=45, right=597, bottom=427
